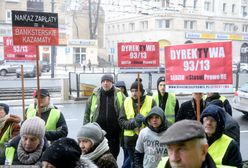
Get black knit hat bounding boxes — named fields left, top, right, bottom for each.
left=42, top=138, right=81, bottom=168
left=0, top=103, right=9, bottom=115
left=157, top=76, right=165, bottom=88
left=34, top=89, right=50, bottom=98
left=101, top=74, right=114, bottom=83
left=130, top=81, right=145, bottom=95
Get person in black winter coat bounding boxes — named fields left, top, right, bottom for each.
left=200, top=104, right=242, bottom=168
left=204, top=92, right=232, bottom=116
left=176, top=93, right=205, bottom=121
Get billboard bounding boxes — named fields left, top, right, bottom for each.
left=118, top=42, right=159, bottom=68
left=4, top=36, right=36, bottom=61
left=165, top=41, right=233, bottom=93
left=11, top=10, right=58, bottom=46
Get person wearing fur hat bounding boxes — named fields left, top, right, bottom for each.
left=25, top=88, right=68, bottom=142
left=42, top=137, right=97, bottom=168
left=84, top=74, right=126, bottom=159
left=77, top=122, right=118, bottom=168
left=153, top=76, right=179, bottom=126
left=0, top=117, right=48, bottom=165
left=119, top=79, right=156, bottom=168
left=200, top=104, right=242, bottom=168
left=134, top=106, right=168, bottom=168
left=0, top=103, right=21, bottom=150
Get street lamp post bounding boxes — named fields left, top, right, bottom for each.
left=51, top=0, right=55, bottom=78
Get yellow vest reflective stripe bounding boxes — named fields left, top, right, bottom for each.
left=124, top=96, right=153, bottom=136
left=157, top=156, right=168, bottom=168
left=208, top=134, right=232, bottom=166
left=153, top=93, right=176, bottom=125
left=90, top=91, right=123, bottom=122
left=5, top=146, right=15, bottom=165
left=26, top=104, right=60, bottom=131
left=0, top=125, right=11, bottom=148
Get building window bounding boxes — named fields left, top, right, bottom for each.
left=122, top=24, right=125, bottom=32
left=206, top=22, right=214, bottom=31
left=241, top=6, right=247, bottom=16
left=73, top=47, right=86, bottom=64
left=129, top=23, right=135, bottom=32
left=140, top=21, right=148, bottom=30
left=117, top=25, right=120, bottom=32
left=224, top=23, right=234, bottom=32
left=183, top=0, right=187, bottom=7
left=112, top=25, right=115, bottom=32
left=184, top=20, right=196, bottom=30
left=242, top=24, right=248, bottom=32
left=156, top=19, right=171, bottom=28
left=204, top=1, right=210, bottom=11
left=107, top=26, right=111, bottom=33
left=223, top=3, right=227, bottom=12
left=232, top=4, right=235, bottom=13
left=5, top=10, right=11, bottom=23
left=193, top=0, right=197, bottom=8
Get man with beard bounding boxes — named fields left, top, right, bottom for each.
left=84, top=74, right=125, bottom=159
left=25, top=89, right=68, bottom=142
left=119, top=79, right=156, bottom=168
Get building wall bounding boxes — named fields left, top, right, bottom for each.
left=104, top=0, right=248, bottom=64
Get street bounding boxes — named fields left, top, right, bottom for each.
left=8, top=96, right=248, bottom=167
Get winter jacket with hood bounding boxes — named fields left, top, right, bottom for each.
left=200, top=104, right=242, bottom=168
left=205, top=99, right=240, bottom=147
left=134, top=106, right=168, bottom=168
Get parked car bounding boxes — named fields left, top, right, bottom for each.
left=40, top=61, right=50, bottom=72
left=16, top=64, right=41, bottom=78
left=0, top=62, right=19, bottom=76
left=233, top=82, right=248, bottom=115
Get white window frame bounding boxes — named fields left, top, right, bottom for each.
left=224, top=23, right=234, bottom=32
left=129, top=23, right=135, bottom=32
left=206, top=22, right=214, bottom=31
left=232, top=4, right=235, bottom=13
left=5, top=10, right=12, bottom=23
left=223, top=3, right=227, bottom=13
left=242, top=24, right=248, bottom=32
left=140, top=21, right=148, bottom=30
left=184, top=20, right=196, bottom=30
left=156, top=19, right=171, bottom=29
left=204, top=1, right=210, bottom=11
left=73, top=47, right=86, bottom=64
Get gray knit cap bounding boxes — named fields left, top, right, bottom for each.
left=77, top=122, right=106, bottom=146
left=101, top=74, right=114, bottom=83
left=20, top=117, right=45, bottom=140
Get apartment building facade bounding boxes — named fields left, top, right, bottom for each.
left=104, top=0, right=248, bottom=64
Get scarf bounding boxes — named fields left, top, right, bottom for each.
left=82, top=138, right=109, bottom=161
left=17, top=139, right=44, bottom=165
left=0, top=114, right=10, bottom=131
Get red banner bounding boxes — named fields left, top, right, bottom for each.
left=165, top=41, right=233, bottom=93
left=4, top=37, right=36, bottom=61
left=118, top=42, right=159, bottom=67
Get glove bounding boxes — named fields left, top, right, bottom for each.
left=135, top=114, right=145, bottom=125
left=130, top=119, right=142, bottom=128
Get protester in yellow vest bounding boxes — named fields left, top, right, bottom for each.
left=84, top=74, right=126, bottom=159
left=0, top=117, right=48, bottom=165
left=200, top=104, right=242, bottom=168
left=0, top=103, right=20, bottom=150
left=25, top=89, right=68, bottom=142
left=203, top=92, right=232, bottom=116
left=119, top=79, right=156, bottom=168
left=157, top=120, right=216, bottom=168
left=153, top=76, right=179, bottom=126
